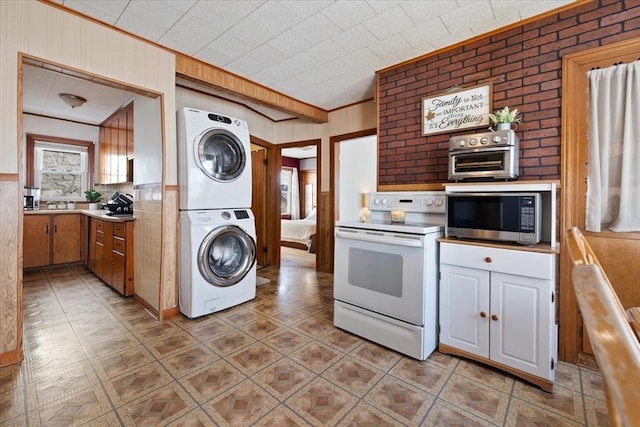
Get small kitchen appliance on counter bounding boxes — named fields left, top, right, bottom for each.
left=23, top=187, right=40, bottom=210
left=103, top=191, right=133, bottom=216
left=448, top=129, right=519, bottom=181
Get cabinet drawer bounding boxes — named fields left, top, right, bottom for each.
left=113, top=223, right=126, bottom=238
left=440, top=242, right=554, bottom=280
left=95, top=220, right=104, bottom=232
left=96, top=231, right=104, bottom=245
left=113, top=236, right=126, bottom=254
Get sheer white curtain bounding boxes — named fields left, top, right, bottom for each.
left=586, top=60, right=640, bottom=232
left=290, top=168, right=300, bottom=219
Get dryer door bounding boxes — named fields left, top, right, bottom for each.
left=198, top=225, right=256, bottom=287
left=195, top=128, right=246, bottom=182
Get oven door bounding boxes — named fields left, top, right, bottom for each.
left=334, top=227, right=427, bottom=325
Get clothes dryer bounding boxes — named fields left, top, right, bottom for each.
left=177, top=107, right=252, bottom=210
left=179, top=208, right=256, bottom=318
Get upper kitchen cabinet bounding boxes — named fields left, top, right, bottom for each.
left=98, top=102, right=134, bottom=184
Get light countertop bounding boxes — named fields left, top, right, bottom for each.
left=24, top=209, right=134, bottom=222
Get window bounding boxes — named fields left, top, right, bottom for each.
left=281, top=167, right=292, bottom=215
left=26, top=134, right=95, bottom=201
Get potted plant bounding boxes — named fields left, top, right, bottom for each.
left=84, top=189, right=102, bottom=210
left=488, top=106, right=521, bottom=130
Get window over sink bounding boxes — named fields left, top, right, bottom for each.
left=26, top=134, right=95, bottom=201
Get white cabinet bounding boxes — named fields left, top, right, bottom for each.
left=439, top=241, right=557, bottom=391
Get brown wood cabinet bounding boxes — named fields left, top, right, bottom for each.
left=23, top=213, right=83, bottom=268
left=87, top=217, right=134, bottom=296
left=98, top=102, right=133, bottom=184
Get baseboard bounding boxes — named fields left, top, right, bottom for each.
left=0, top=348, right=23, bottom=368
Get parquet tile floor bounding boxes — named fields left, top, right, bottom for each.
left=1, top=248, right=608, bottom=426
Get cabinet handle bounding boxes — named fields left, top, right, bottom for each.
left=491, top=314, right=499, bottom=321
left=45, top=225, right=49, bottom=234
left=484, top=256, right=492, bottom=263
left=480, top=311, right=487, bottom=318
left=54, top=225, right=57, bottom=233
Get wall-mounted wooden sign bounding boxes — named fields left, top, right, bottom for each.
left=422, top=84, right=492, bottom=135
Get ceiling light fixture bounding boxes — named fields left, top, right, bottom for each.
left=58, top=93, right=87, bottom=108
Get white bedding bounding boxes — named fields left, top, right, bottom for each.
left=280, top=219, right=317, bottom=248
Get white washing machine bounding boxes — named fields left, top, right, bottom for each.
left=177, top=107, right=252, bottom=210
left=179, top=209, right=257, bottom=318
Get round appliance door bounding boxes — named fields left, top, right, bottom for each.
left=195, top=128, right=246, bottom=182
left=198, top=225, right=256, bottom=287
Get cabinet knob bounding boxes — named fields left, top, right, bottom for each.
left=491, top=314, right=499, bottom=321
left=484, top=256, right=492, bottom=263
left=480, top=311, right=487, bottom=318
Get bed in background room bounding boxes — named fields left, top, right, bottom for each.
left=281, top=208, right=317, bottom=253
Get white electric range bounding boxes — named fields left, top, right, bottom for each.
left=333, top=191, right=445, bottom=360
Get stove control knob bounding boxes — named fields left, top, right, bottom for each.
left=469, top=138, right=477, bottom=146
left=435, top=197, right=443, bottom=206
left=426, top=198, right=433, bottom=206
left=381, top=198, right=388, bottom=206
left=492, top=135, right=502, bottom=143
left=457, top=139, right=466, bottom=148
left=480, top=137, right=489, bottom=145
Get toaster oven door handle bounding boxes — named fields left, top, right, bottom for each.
left=335, top=229, right=423, bottom=247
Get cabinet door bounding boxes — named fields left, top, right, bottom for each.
left=490, top=272, right=555, bottom=380
left=111, top=250, right=125, bottom=295
left=439, top=264, right=490, bottom=358
left=23, top=215, right=51, bottom=268
left=52, top=214, right=82, bottom=264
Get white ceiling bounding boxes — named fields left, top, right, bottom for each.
left=47, top=0, right=574, bottom=115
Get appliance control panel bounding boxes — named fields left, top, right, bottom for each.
left=368, top=192, right=445, bottom=214
left=449, top=129, right=517, bottom=151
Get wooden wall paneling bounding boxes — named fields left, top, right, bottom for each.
left=560, top=37, right=640, bottom=362
left=316, top=191, right=333, bottom=273
left=251, top=148, right=267, bottom=266
left=0, top=178, right=22, bottom=366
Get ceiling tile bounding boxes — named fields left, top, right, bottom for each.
left=292, top=12, right=342, bottom=44
left=117, top=12, right=169, bottom=42
left=158, top=4, right=232, bottom=54
left=332, top=24, right=378, bottom=53
left=227, top=44, right=287, bottom=78
left=279, top=0, right=333, bottom=20
left=123, top=0, right=195, bottom=30
left=321, top=1, right=377, bottom=30
left=61, top=0, right=128, bottom=25
left=364, top=4, right=414, bottom=40
left=268, top=29, right=313, bottom=56
left=398, top=1, right=455, bottom=25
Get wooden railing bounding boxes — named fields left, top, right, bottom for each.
left=566, top=227, right=640, bottom=427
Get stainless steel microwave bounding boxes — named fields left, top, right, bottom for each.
left=445, top=192, right=541, bottom=245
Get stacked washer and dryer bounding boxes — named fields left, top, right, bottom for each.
left=177, top=107, right=257, bottom=318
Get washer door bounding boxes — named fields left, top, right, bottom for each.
left=195, top=128, right=246, bottom=182
left=198, top=225, right=256, bottom=287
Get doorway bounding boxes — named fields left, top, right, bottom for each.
left=279, top=141, right=320, bottom=269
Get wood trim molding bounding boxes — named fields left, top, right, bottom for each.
left=161, top=306, right=179, bottom=320
left=0, top=349, right=23, bottom=368
left=175, top=54, right=328, bottom=124
left=0, top=173, right=19, bottom=181
left=378, top=183, right=446, bottom=192
left=560, top=36, right=640, bottom=362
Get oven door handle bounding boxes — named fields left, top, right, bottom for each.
left=335, top=229, right=423, bottom=247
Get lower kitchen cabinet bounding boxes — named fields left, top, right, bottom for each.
left=24, top=213, right=82, bottom=268
left=438, top=241, right=557, bottom=391
left=87, top=217, right=134, bottom=296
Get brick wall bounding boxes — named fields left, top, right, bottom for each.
left=377, top=0, right=640, bottom=185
